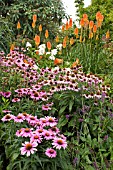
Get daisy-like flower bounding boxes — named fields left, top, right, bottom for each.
left=42, top=130, right=53, bottom=140
left=42, top=105, right=51, bottom=111
left=16, top=128, right=24, bottom=137
left=45, top=148, right=57, bottom=158
left=45, top=116, right=57, bottom=127
left=14, top=114, right=25, bottom=122
left=52, top=137, right=67, bottom=150
left=20, top=141, right=38, bottom=157
left=21, top=128, right=33, bottom=137
left=2, top=91, right=11, bottom=98
left=1, top=114, right=15, bottom=122
left=30, top=133, right=42, bottom=143
left=12, top=98, right=20, bottom=102
left=49, top=126, right=60, bottom=134
left=26, top=115, right=38, bottom=125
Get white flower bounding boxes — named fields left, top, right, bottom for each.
left=56, top=44, right=62, bottom=51
left=51, top=49, right=57, bottom=56
left=38, top=48, right=45, bottom=55
left=38, top=44, right=46, bottom=49
left=49, top=55, right=55, bottom=60
left=26, top=42, right=32, bottom=48
left=46, top=52, right=51, bottom=55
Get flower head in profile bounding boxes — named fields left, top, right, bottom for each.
left=45, top=148, right=57, bottom=158
left=42, top=105, right=51, bottom=111
left=20, top=141, right=37, bottom=157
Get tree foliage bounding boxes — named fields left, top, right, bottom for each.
left=74, top=0, right=113, bottom=39
left=0, top=0, right=67, bottom=39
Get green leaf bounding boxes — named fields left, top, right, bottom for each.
left=11, top=153, right=19, bottom=161
left=59, top=106, right=67, bottom=116
left=69, top=100, right=74, bottom=112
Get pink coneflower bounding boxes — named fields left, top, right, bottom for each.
left=45, top=148, right=57, bottom=158
left=35, top=128, right=44, bottom=136
left=27, top=115, right=38, bottom=125
left=14, top=114, right=25, bottom=122
left=49, top=126, right=60, bottom=134
left=1, top=114, right=15, bottom=122
left=12, top=98, right=20, bottom=102
left=2, top=110, right=12, bottom=113
left=16, top=128, right=24, bottom=137
left=45, top=116, right=57, bottom=127
left=42, top=130, right=52, bottom=140
left=30, top=133, right=42, bottom=143
left=42, top=105, right=51, bottom=111
left=52, top=137, right=67, bottom=150
left=40, top=118, right=47, bottom=127
left=2, top=91, right=11, bottom=98
left=20, top=141, right=38, bottom=157
left=21, top=128, right=33, bottom=137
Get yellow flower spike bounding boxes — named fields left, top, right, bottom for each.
left=70, top=37, right=74, bottom=45
left=89, top=32, right=93, bottom=39
left=96, top=35, right=99, bottom=40
left=45, top=30, right=49, bottom=39
left=55, top=36, right=59, bottom=43
left=80, top=35, right=82, bottom=43
left=39, top=24, right=42, bottom=32
left=106, top=30, right=110, bottom=39
left=17, top=21, right=21, bottom=29
left=32, top=22, right=36, bottom=28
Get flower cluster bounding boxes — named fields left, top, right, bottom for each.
left=0, top=49, right=110, bottom=106
left=1, top=113, right=67, bottom=158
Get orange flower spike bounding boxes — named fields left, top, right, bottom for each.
left=33, top=14, right=37, bottom=23
left=71, top=58, right=79, bottom=68
left=63, top=39, right=66, bottom=48
left=83, top=14, right=88, bottom=21
left=99, top=14, right=104, bottom=22
left=39, top=24, right=42, bottom=32
left=54, top=58, right=63, bottom=65
left=34, top=35, right=40, bottom=46
left=96, top=11, right=101, bottom=21
left=47, top=41, right=51, bottom=51
left=97, top=21, right=102, bottom=28
left=69, top=18, right=73, bottom=28
left=89, top=21, right=94, bottom=29
left=74, top=28, right=78, bottom=36
left=45, top=30, right=49, bottom=39
left=65, top=21, right=69, bottom=30
left=55, top=36, right=59, bottom=43
left=80, top=18, right=84, bottom=27
left=70, top=37, right=74, bottom=45
left=62, top=25, right=65, bottom=31
left=10, top=44, right=15, bottom=51
left=17, top=21, right=21, bottom=29
left=32, top=22, right=36, bottom=28
left=106, top=30, right=110, bottom=39
left=93, top=25, right=97, bottom=33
